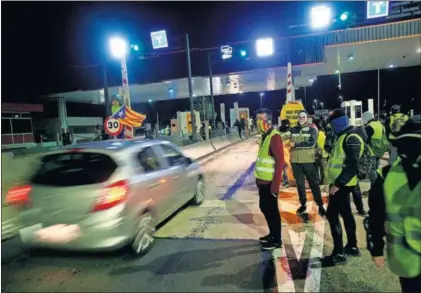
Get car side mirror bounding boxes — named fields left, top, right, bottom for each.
left=186, top=157, right=193, bottom=164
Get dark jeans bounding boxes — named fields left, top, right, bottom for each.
left=400, top=274, right=421, bottom=293
left=316, top=157, right=328, bottom=185
left=369, top=157, right=380, bottom=186
left=291, top=163, right=323, bottom=207
left=258, top=184, right=282, bottom=242
left=326, top=186, right=358, bottom=254
left=351, top=183, right=365, bottom=212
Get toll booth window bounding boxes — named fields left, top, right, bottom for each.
left=136, top=147, right=161, bottom=173
left=355, top=106, right=362, bottom=119
left=1, top=119, right=12, bottom=134
left=11, top=119, right=32, bottom=134
left=160, top=144, right=186, bottom=166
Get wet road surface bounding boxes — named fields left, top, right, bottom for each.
left=1, top=140, right=401, bottom=292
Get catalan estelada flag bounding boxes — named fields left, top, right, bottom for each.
left=111, top=105, right=146, bottom=128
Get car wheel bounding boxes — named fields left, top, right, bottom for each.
left=130, top=212, right=156, bottom=258
left=191, top=178, right=205, bottom=206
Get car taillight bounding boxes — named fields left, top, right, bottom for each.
left=6, top=184, right=32, bottom=205
left=92, top=180, right=129, bottom=212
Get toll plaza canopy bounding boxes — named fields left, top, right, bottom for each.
left=44, top=19, right=421, bottom=105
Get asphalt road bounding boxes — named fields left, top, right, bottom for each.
left=1, top=140, right=402, bottom=292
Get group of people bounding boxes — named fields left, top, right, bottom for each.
left=254, top=105, right=420, bottom=293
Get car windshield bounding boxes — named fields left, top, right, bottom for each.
left=30, top=152, right=118, bottom=187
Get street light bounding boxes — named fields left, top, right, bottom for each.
left=320, top=102, right=324, bottom=109
left=109, top=37, right=128, bottom=59
left=310, top=5, right=332, bottom=29
left=256, top=38, right=274, bottom=57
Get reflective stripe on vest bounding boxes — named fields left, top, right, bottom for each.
left=389, top=113, right=409, bottom=139
left=290, top=126, right=315, bottom=163
left=327, top=133, right=364, bottom=187
left=384, top=161, right=421, bottom=278
left=368, top=120, right=387, bottom=157
left=254, top=130, right=280, bottom=181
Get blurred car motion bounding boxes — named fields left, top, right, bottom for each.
left=6, top=139, right=205, bottom=257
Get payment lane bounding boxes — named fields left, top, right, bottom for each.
left=1, top=140, right=401, bottom=292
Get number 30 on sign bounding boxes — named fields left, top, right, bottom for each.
left=104, top=117, right=123, bottom=136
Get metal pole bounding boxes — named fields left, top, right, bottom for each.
left=377, top=69, right=381, bottom=120
left=102, top=58, right=110, bottom=117
left=304, top=86, right=307, bottom=111
left=260, top=95, right=263, bottom=108
left=120, top=56, right=134, bottom=139
left=202, top=97, right=206, bottom=121
left=207, top=52, right=216, bottom=128
left=185, top=33, right=197, bottom=140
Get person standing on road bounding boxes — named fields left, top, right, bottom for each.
left=363, top=111, right=389, bottom=184
left=254, top=108, right=285, bottom=250
left=289, top=111, right=326, bottom=217
left=385, top=105, right=409, bottom=164
left=365, top=116, right=421, bottom=293
left=323, top=109, right=363, bottom=267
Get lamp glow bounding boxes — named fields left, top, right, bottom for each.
left=310, top=5, right=332, bottom=29
left=109, top=37, right=128, bottom=59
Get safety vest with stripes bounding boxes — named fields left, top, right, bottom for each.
left=389, top=113, right=409, bottom=139
left=382, top=160, right=421, bottom=278
left=368, top=120, right=389, bottom=157
left=327, top=133, right=364, bottom=187
left=254, top=129, right=281, bottom=181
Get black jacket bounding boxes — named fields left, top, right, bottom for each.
left=333, top=126, right=363, bottom=187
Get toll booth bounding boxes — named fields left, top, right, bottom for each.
left=341, top=100, right=363, bottom=127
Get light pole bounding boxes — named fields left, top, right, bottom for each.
left=260, top=92, right=264, bottom=108
left=314, top=99, right=318, bottom=109
left=377, top=68, right=381, bottom=120
left=109, top=37, right=134, bottom=139
left=207, top=52, right=216, bottom=128
left=320, top=102, right=324, bottom=109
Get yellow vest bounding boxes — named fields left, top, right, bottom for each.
left=317, top=130, right=328, bottom=158
left=389, top=113, right=409, bottom=139
left=368, top=120, right=388, bottom=157
left=382, top=161, right=421, bottom=278
left=254, top=130, right=280, bottom=181
left=327, top=133, right=364, bottom=186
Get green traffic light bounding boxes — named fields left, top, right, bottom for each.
left=340, top=12, right=349, bottom=21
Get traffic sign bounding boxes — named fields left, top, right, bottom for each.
left=367, top=1, right=389, bottom=19
left=104, top=117, right=123, bottom=136
left=151, top=30, right=168, bottom=49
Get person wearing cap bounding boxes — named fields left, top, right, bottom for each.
left=364, top=115, right=421, bottom=293
left=323, top=109, right=364, bottom=266
left=254, top=108, right=285, bottom=250
left=289, top=110, right=326, bottom=217
left=362, top=111, right=389, bottom=184
left=385, top=105, right=409, bottom=164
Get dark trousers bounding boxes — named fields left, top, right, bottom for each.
left=351, top=183, right=365, bottom=212
left=400, top=274, right=421, bottom=293
left=258, top=184, right=282, bottom=242
left=291, top=163, right=323, bottom=206
left=326, top=186, right=358, bottom=254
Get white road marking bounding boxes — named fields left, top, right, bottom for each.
left=273, top=246, right=296, bottom=292
left=304, top=205, right=327, bottom=293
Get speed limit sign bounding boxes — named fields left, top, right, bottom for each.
left=104, top=117, right=123, bottom=136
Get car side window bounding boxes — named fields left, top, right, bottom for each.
left=160, top=144, right=186, bottom=167
left=136, top=147, right=161, bottom=173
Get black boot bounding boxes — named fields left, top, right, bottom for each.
left=259, top=234, right=272, bottom=244
left=297, top=205, right=307, bottom=214
left=321, top=253, right=347, bottom=267
left=318, top=205, right=327, bottom=217
left=261, top=238, right=283, bottom=250
left=344, top=245, right=361, bottom=257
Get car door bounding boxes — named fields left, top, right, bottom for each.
left=156, top=143, right=192, bottom=209
left=132, top=145, right=171, bottom=223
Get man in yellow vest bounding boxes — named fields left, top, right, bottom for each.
left=289, top=111, right=326, bottom=217
left=254, top=108, right=285, bottom=250
left=363, top=111, right=389, bottom=184
left=323, top=109, right=364, bottom=267
left=364, top=115, right=421, bottom=293
left=385, top=104, right=409, bottom=164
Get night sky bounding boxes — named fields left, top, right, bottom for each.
left=2, top=1, right=420, bottom=120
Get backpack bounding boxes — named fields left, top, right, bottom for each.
left=343, top=132, right=375, bottom=180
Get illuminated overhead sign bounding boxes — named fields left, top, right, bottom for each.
left=367, top=1, right=389, bottom=19
left=221, top=45, right=232, bottom=59
left=151, top=30, right=168, bottom=49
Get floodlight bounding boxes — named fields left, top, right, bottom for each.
left=109, top=37, right=128, bottom=59
left=240, top=50, right=247, bottom=57
left=310, top=5, right=332, bottom=29
left=148, top=99, right=152, bottom=103
left=256, top=38, right=274, bottom=57
left=340, top=12, right=349, bottom=21
left=131, top=44, right=139, bottom=51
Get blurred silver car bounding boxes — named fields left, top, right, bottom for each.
left=7, top=139, right=205, bottom=257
